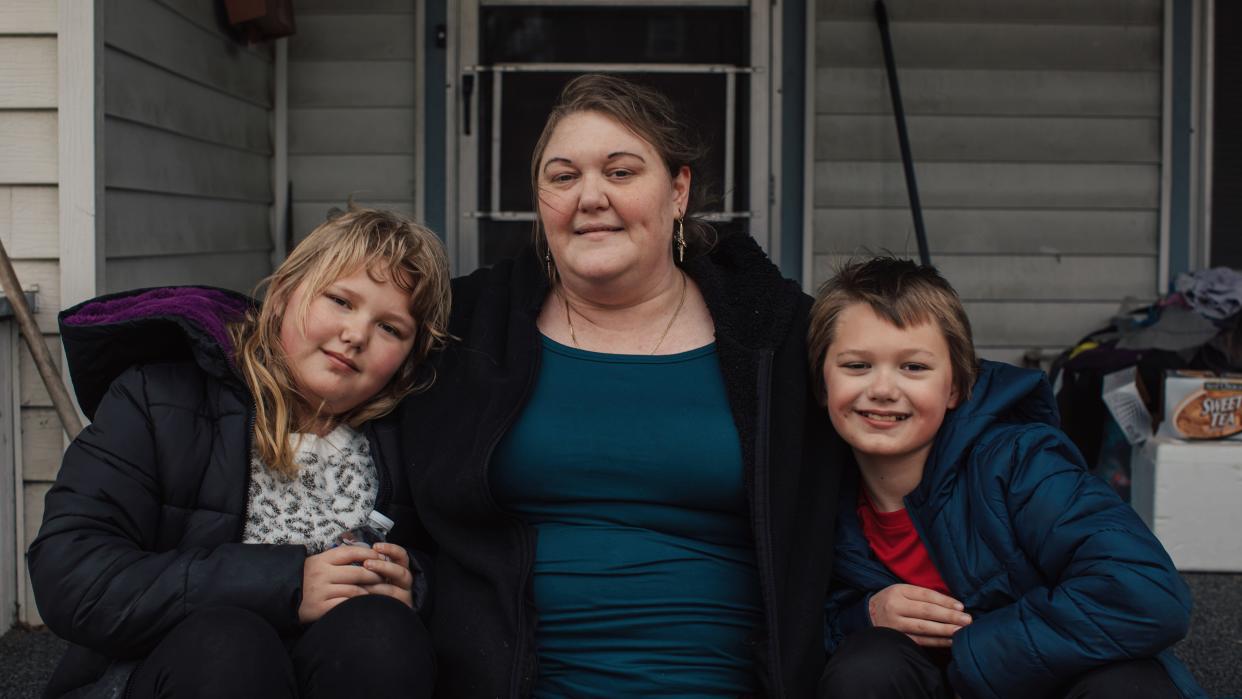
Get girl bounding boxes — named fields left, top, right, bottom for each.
left=29, top=208, right=449, bottom=699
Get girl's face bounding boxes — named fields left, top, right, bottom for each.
left=537, top=110, right=690, bottom=289
left=279, top=265, right=416, bottom=420
left=821, top=303, right=959, bottom=471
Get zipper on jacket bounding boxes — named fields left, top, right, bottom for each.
left=751, top=348, right=786, bottom=698
left=477, top=336, right=543, bottom=699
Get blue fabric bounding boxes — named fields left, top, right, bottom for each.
left=825, top=360, right=1207, bottom=699
left=492, top=337, right=762, bottom=697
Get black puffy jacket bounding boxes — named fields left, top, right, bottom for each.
left=401, top=233, right=844, bottom=698
left=28, top=287, right=425, bottom=698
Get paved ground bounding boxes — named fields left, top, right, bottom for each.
left=2, top=572, right=1239, bottom=698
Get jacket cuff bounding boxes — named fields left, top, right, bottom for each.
left=409, top=549, right=434, bottom=619
left=839, top=593, right=874, bottom=637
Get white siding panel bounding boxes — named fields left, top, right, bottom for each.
left=291, top=199, right=415, bottom=243
left=0, top=111, right=57, bottom=183
left=23, top=482, right=50, bottom=625
left=288, top=61, right=415, bottom=108
left=816, top=21, right=1161, bottom=71
left=0, top=0, right=58, bottom=34
left=19, top=334, right=60, bottom=408
left=817, top=69, right=1159, bottom=118
left=103, top=0, right=272, bottom=106
left=107, top=252, right=272, bottom=294
left=10, top=260, right=58, bottom=329
left=289, top=155, right=415, bottom=202
left=813, top=254, right=1157, bottom=301
left=107, top=191, right=270, bottom=257
left=289, top=108, right=415, bottom=155
left=812, top=208, right=1158, bottom=256
left=105, top=48, right=270, bottom=153
left=0, top=37, right=57, bottom=108
left=966, top=302, right=1119, bottom=347
left=21, top=407, right=60, bottom=482
left=105, top=119, right=271, bottom=202
left=814, top=0, right=1161, bottom=25
left=814, top=162, right=1158, bottom=210
left=299, top=0, right=413, bottom=13
left=816, top=115, right=1159, bottom=164
left=290, top=14, right=416, bottom=62
left=0, top=186, right=59, bottom=258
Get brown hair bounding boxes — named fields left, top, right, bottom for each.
left=529, top=73, right=715, bottom=272
left=229, top=206, right=451, bottom=477
left=807, top=256, right=977, bottom=405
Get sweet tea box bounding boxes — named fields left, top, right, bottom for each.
left=1158, top=370, right=1242, bottom=441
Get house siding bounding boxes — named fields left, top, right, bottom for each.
left=288, top=0, right=418, bottom=241
left=102, top=0, right=274, bottom=293
left=0, top=0, right=61, bottom=629
left=811, top=0, right=1164, bottom=365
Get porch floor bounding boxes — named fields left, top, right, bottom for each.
left=2, top=573, right=1240, bottom=698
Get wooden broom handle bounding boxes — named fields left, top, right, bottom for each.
left=0, top=239, right=83, bottom=439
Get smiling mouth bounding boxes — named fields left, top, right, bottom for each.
left=574, top=224, right=623, bottom=235
left=857, top=410, right=910, bottom=422
left=323, top=350, right=359, bottom=372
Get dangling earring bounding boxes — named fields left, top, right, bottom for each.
left=545, top=248, right=555, bottom=282
left=675, top=216, right=686, bottom=263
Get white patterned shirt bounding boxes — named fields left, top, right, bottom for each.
left=242, top=424, right=378, bottom=554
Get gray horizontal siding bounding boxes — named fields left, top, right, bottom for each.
left=288, top=2, right=417, bottom=243
left=811, top=2, right=1162, bottom=360
left=103, top=0, right=273, bottom=292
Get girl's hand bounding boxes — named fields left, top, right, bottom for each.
left=362, top=542, right=415, bottom=609
left=868, top=583, right=972, bottom=648
left=298, top=546, right=386, bottom=623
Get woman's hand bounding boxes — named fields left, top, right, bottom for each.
left=362, top=542, right=415, bottom=609
left=868, top=583, right=972, bottom=648
left=298, top=546, right=386, bottom=623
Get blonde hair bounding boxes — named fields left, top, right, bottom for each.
left=808, top=256, right=977, bottom=406
left=230, top=207, right=451, bottom=477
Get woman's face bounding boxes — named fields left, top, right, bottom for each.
left=537, top=110, right=690, bottom=289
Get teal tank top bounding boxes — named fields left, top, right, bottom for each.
left=491, top=337, right=761, bottom=697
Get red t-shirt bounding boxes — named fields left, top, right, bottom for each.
left=857, top=490, right=951, bottom=596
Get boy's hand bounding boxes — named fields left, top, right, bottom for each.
left=869, top=583, right=972, bottom=648
left=361, top=542, right=415, bottom=609
left=298, top=545, right=386, bottom=623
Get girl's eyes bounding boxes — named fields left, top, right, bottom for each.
left=902, top=363, right=930, bottom=372
left=379, top=323, right=402, bottom=338
left=326, top=294, right=349, bottom=308
left=841, top=362, right=869, bottom=370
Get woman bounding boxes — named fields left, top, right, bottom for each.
left=403, top=75, right=841, bottom=697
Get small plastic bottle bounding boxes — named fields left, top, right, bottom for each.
left=336, top=510, right=394, bottom=549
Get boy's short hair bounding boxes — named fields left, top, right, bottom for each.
left=808, top=256, right=978, bottom=405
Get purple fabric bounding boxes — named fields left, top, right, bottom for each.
left=63, top=287, right=250, bottom=357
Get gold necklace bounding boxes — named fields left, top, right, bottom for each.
left=562, top=272, right=688, bottom=355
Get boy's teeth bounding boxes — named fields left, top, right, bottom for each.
left=862, top=412, right=908, bottom=421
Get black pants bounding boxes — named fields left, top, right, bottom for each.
left=819, top=627, right=1181, bottom=699
left=126, top=595, right=434, bottom=699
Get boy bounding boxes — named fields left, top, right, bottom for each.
left=811, top=258, right=1205, bottom=699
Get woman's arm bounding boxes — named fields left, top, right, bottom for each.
left=948, top=427, right=1191, bottom=699
left=27, top=365, right=308, bottom=658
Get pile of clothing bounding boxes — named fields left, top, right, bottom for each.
left=1050, top=268, right=1242, bottom=498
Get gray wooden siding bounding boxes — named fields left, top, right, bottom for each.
left=102, top=0, right=274, bottom=294
left=288, top=1, right=418, bottom=242
left=0, top=0, right=59, bottom=627
left=811, top=0, right=1163, bottom=363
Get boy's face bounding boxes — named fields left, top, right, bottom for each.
left=821, top=303, right=960, bottom=468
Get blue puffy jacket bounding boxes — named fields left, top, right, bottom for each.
left=824, top=360, right=1205, bottom=699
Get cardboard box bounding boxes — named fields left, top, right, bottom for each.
left=1131, top=438, right=1242, bottom=571
left=1157, top=370, right=1242, bottom=441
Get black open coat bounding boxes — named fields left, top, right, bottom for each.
left=27, top=287, right=424, bottom=698
left=401, top=232, right=843, bottom=698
